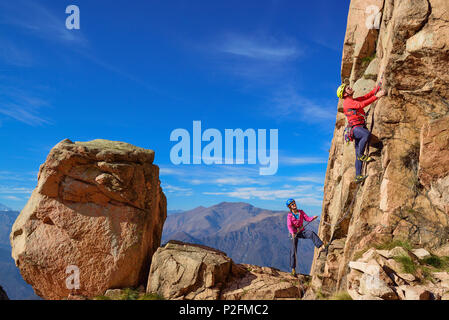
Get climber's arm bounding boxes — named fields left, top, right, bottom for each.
left=356, top=95, right=379, bottom=109
left=354, top=85, right=381, bottom=102
left=301, top=210, right=316, bottom=222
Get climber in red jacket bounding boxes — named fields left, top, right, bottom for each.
left=337, top=83, right=386, bottom=183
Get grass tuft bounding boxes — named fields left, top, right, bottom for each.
left=315, top=289, right=327, bottom=300
left=394, top=254, right=417, bottom=274
left=93, top=288, right=164, bottom=300
left=374, top=239, right=412, bottom=251
left=93, top=295, right=111, bottom=300
left=119, top=288, right=140, bottom=300
left=421, top=255, right=449, bottom=271
left=329, top=291, right=353, bottom=300
left=138, top=293, right=165, bottom=300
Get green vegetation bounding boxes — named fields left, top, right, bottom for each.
left=351, top=238, right=449, bottom=287
left=302, top=277, right=312, bottom=286
left=421, top=255, right=449, bottom=271
left=329, top=291, right=353, bottom=300
left=93, top=288, right=164, bottom=300
left=354, top=239, right=414, bottom=261
left=374, top=239, right=413, bottom=251
left=314, top=290, right=352, bottom=300
left=93, top=295, right=111, bottom=300
left=353, top=248, right=369, bottom=261
left=421, top=266, right=434, bottom=283
left=120, top=288, right=140, bottom=300
left=138, top=293, right=165, bottom=300
left=361, top=54, right=376, bottom=67
left=315, top=289, right=327, bottom=300
left=394, top=254, right=417, bottom=274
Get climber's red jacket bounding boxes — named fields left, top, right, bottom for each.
left=343, top=86, right=380, bottom=127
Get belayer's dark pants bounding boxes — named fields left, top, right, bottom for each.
left=290, top=229, right=323, bottom=270
left=353, top=126, right=371, bottom=176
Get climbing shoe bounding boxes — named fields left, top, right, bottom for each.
left=357, top=154, right=374, bottom=162
left=355, top=175, right=368, bottom=183
left=291, top=269, right=297, bottom=277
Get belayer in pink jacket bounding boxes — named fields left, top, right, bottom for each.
left=286, top=198, right=324, bottom=277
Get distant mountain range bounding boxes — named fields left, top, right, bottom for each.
left=1, top=201, right=319, bottom=299
left=161, top=202, right=319, bottom=274
left=0, top=204, right=39, bottom=300
left=0, top=203, right=12, bottom=212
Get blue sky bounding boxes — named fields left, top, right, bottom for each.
left=0, top=0, right=350, bottom=214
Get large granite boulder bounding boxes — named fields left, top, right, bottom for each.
left=10, top=139, right=167, bottom=299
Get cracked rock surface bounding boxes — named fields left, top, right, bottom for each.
left=309, top=0, right=449, bottom=296
left=147, top=241, right=309, bottom=300
left=10, top=139, right=167, bottom=300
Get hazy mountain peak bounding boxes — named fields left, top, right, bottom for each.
left=0, top=203, right=12, bottom=212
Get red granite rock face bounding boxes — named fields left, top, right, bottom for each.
left=309, top=0, right=449, bottom=296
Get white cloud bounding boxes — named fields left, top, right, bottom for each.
left=160, top=165, right=268, bottom=186
left=281, top=156, right=328, bottom=166
left=0, top=1, right=87, bottom=46
left=214, top=177, right=261, bottom=185
left=0, top=186, right=33, bottom=195
left=204, top=185, right=323, bottom=206
left=161, top=184, right=193, bottom=196
left=0, top=171, right=38, bottom=182
left=289, top=175, right=325, bottom=184
left=0, top=85, right=51, bottom=126
left=2, top=195, right=22, bottom=201
left=219, top=34, right=300, bottom=61
left=270, top=86, right=336, bottom=123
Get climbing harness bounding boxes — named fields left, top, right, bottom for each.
left=343, top=126, right=355, bottom=144
left=289, top=218, right=316, bottom=240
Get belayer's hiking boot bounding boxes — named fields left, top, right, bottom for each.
left=357, top=155, right=374, bottom=162
left=291, top=269, right=297, bottom=277
left=355, top=175, right=368, bottom=183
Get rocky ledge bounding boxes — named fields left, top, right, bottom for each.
left=346, top=245, right=449, bottom=300
left=146, top=241, right=309, bottom=300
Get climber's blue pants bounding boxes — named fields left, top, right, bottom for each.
left=290, top=229, right=323, bottom=270
left=353, top=126, right=371, bottom=176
